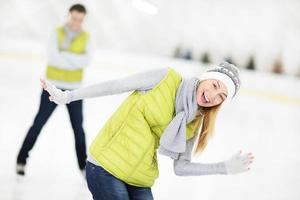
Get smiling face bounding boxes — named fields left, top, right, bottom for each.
left=67, top=10, right=86, bottom=32
left=196, top=79, right=228, bottom=107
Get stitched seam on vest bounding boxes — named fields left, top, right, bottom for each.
left=100, top=153, right=128, bottom=176
left=134, top=169, right=157, bottom=179
left=94, top=100, right=139, bottom=153
left=123, top=123, right=158, bottom=176
left=115, top=140, right=139, bottom=159
left=165, top=72, right=180, bottom=119
left=142, top=99, right=169, bottom=140
left=143, top=90, right=174, bottom=135
left=149, top=70, right=179, bottom=127
left=124, top=114, right=154, bottom=149
left=123, top=124, right=147, bottom=150
left=168, top=72, right=182, bottom=110
left=127, top=111, right=144, bottom=126
left=169, top=72, right=182, bottom=107
left=148, top=94, right=165, bottom=125
left=137, top=169, right=157, bottom=179
left=169, top=71, right=180, bottom=90
left=146, top=69, right=174, bottom=101
left=106, top=93, right=141, bottom=148
left=101, top=96, right=145, bottom=179
left=142, top=100, right=160, bottom=128
left=157, top=86, right=172, bottom=116
left=126, top=136, right=155, bottom=179
left=142, top=153, right=158, bottom=172
left=138, top=153, right=158, bottom=179
left=141, top=101, right=162, bottom=143
left=143, top=104, right=158, bottom=128
left=164, top=78, right=175, bottom=101
left=148, top=93, right=163, bottom=112
left=109, top=144, right=134, bottom=168
left=140, top=70, right=178, bottom=130
left=129, top=175, right=154, bottom=187
left=146, top=68, right=171, bottom=92
left=125, top=122, right=147, bottom=143
left=130, top=177, right=151, bottom=184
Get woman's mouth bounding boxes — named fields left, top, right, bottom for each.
left=201, top=92, right=210, bottom=104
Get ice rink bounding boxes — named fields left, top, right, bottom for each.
left=0, top=39, right=300, bottom=200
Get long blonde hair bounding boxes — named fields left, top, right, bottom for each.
left=193, top=104, right=222, bottom=155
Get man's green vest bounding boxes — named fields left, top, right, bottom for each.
left=89, top=68, right=199, bottom=187
left=46, top=26, right=89, bottom=83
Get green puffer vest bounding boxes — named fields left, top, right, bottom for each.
left=89, top=68, right=199, bottom=187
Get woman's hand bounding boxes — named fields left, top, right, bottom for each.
left=40, top=78, right=71, bottom=104
left=225, top=150, right=254, bottom=174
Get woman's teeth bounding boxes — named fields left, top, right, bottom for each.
left=204, top=93, right=209, bottom=103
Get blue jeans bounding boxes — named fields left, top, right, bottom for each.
left=17, top=90, right=87, bottom=169
left=86, top=161, right=154, bottom=200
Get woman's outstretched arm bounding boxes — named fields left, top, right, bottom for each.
left=41, top=68, right=169, bottom=104
left=173, top=136, right=254, bottom=176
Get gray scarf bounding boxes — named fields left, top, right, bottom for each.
left=60, top=24, right=82, bottom=50
left=158, top=77, right=200, bottom=159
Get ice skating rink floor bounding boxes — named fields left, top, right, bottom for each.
left=1, top=41, right=300, bottom=200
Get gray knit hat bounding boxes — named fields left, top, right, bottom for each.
left=199, top=61, right=241, bottom=99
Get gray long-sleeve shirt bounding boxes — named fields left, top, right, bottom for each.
left=71, top=68, right=227, bottom=176
left=174, top=135, right=226, bottom=176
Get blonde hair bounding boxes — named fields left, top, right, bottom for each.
left=193, top=104, right=222, bottom=155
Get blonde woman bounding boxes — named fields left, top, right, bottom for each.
left=42, top=62, right=254, bottom=200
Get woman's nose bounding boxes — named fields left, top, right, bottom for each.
left=210, top=91, right=217, bottom=101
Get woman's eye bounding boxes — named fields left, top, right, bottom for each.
left=213, top=83, right=217, bottom=89
left=219, top=95, right=224, bottom=101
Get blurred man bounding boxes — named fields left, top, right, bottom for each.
left=16, top=4, right=91, bottom=176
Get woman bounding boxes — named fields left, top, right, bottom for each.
left=42, top=62, right=254, bottom=200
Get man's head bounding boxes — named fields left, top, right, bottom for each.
left=67, top=4, right=87, bottom=32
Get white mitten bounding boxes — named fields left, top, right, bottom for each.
left=40, top=79, right=71, bottom=104
left=225, top=150, right=254, bottom=174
